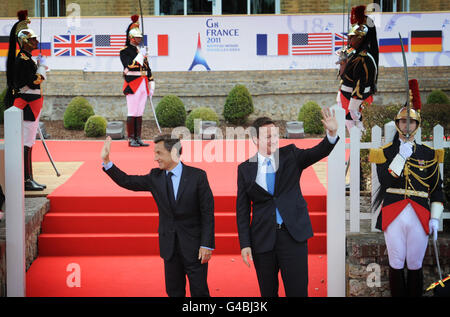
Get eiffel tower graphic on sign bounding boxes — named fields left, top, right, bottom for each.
left=188, top=33, right=211, bottom=71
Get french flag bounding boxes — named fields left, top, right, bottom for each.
left=256, top=34, right=289, bottom=56
left=148, top=34, right=169, bottom=56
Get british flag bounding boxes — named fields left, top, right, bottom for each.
left=334, top=33, right=348, bottom=51
left=53, top=35, right=93, bottom=56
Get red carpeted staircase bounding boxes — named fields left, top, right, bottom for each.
left=26, top=140, right=328, bottom=297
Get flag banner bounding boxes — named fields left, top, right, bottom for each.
left=0, top=36, right=19, bottom=56
left=379, top=37, right=409, bottom=53
left=256, top=33, right=289, bottom=56
left=334, top=33, right=347, bottom=51
left=291, top=33, right=333, bottom=55
left=95, top=35, right=126, bottom=56
left=411, top=30, right=442, bottom=52
left=0, top=13, right=448, bottom=71
left=32, top=42, right=52, bottom=56
left=53, top=35, right=93, bottom=56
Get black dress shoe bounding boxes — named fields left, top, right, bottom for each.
left=25, top=179, right=45, bottom=191
left=135, top=137, right=149, bottom=147
left=128, top=138, right=141, bottom=147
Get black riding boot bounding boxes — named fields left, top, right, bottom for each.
left=127, top=116, right=140, bottom=147
left=389, top=266, right=407, bottom=297
left=24, top=146, right=46, bottom=191
left=407, top=268, right=424, bottom=297
left=135, top=117, right=149, bottom=147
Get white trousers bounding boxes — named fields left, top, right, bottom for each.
left=384, top=203, right=428, bottom=270
left=126, top=79, right=148, bottom=117
left=23, top=110, right=41, bottom=147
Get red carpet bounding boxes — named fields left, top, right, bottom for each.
left=27, top=139, right=329, bottom=297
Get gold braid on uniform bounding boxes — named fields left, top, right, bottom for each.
left=403, top=155, right=441, bottom=198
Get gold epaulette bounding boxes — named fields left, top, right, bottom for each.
left=423, top=144, right=445, bottom=163
left=369, top=148, right=386, bottom=164
left=435, top=148, right=445, bottom=163
left=368, top=142, right=392, bottom=164
left=19, top=52, right=29, bottom=60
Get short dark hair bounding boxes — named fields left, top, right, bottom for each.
left=153, top=134, right=182, bottom=156
left=251, top=117, right=275, bottom=138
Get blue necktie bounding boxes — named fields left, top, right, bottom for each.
left=266, top=159, right=283, bottom=225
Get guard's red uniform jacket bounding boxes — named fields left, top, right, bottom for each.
left=369, top=140, right=445, bottom=234
left=12, top=49, right=43, bottom=121
left=119, top=44, right=153, bottom=95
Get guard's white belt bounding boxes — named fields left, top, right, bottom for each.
left=125, top=71, right=147, bottom=76
left=19, top=86, right=41, bottom=95
left=340, top=84, right=371, bottom=94
left=386, top=188, right=429, bottom=198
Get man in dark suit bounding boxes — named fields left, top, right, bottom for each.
left=101, top=134, right=215, bottom=297
left=236, top=108, right=339, bottom=297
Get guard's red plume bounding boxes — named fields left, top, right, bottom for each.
left=409, top=79, right=421, bottom=111
left=351, top=5, right=366, bottom=25
left=17, top=10, right=28, bottom=21
left=131, top=15, right=139, bottom=23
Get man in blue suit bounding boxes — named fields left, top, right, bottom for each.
left=236, top=108, right=339, bottom=297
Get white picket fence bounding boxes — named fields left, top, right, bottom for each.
left=347, top=121, right=450, bottom=233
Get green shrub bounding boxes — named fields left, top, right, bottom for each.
left=297, top=101, right=324, bottom=134
left=426, top=89, right=449, bottom=105
left=84, top=115, right=107, bottom=137
left=0, top=88, right=6, bottom=124
left=63, top=97, right=95, bottom=130
left=186, top=107, right=219, bottom=133
left=155, top=95, right=186, bottom=128
left=223, top=85, right=254, bottom=125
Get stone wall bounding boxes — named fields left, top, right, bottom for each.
left=1, top=66, right=448, bottom=122
left=0, top=198, right=50, bottom=297
left=347, top=233, right=450, bottom=297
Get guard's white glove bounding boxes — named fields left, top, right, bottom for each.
left=348, top=98, right=363, bottom=121
left=399, top=141, right=413, bottom=159
left=429, top=218, right=439, bottom=241
left=37, top=54, right=47, bottom=67
left=149, top=80, right=155, bottom=96
left=36, top=65, right=47, bottom=79
left=134, top=52, right=145, bottom=65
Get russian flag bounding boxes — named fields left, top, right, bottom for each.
left=379, top=37, right=409, bottom=53
left=32, top=42, right=52, bottom=56
left=256, top=34, right=289, bottom=56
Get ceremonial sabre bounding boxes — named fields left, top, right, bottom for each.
left=138, top=0, right=161, bottom=133
left=38, top=0, right=60, bottom=176
left=399, top=33, right=410, bottom=139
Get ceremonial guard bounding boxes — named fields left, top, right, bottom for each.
left=369, top=84, right=445, bottom=297
left=120, top=15, right=155, bottom=147
left=4, top=10, right=48, bottom=191
left=337, top=5, right=378, bottom=132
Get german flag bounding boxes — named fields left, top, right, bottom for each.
left=0, top=36, right=19, bottom=56
left=411, top=30, right=442, bottom=52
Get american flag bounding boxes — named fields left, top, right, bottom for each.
left=95, top=35, right=126, bottom=56
left=53, top=35, right=93, bottom=56
left=291, top=33, right=333, bottom=55
left=334, top=33, right=348, bottom=51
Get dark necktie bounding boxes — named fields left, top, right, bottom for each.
left=166, top=171, right=176, bottom=209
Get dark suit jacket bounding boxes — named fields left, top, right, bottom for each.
left=104, top=162, right=215, bottom=261
left=236, top=137, right=338, bottom=254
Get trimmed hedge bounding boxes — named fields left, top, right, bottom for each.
left=84, top=115, right=107, bottom=137
left=223, top=85, right=254, bottom=125
left=297, top=101, right=324, bottom=134
left=426, top=89, right=449, bottom=105
left=185, top=107, right=219, bottom=133
left=63, top=97, right=95, bottom=130
left=155, top=95, right=186, bottom=128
